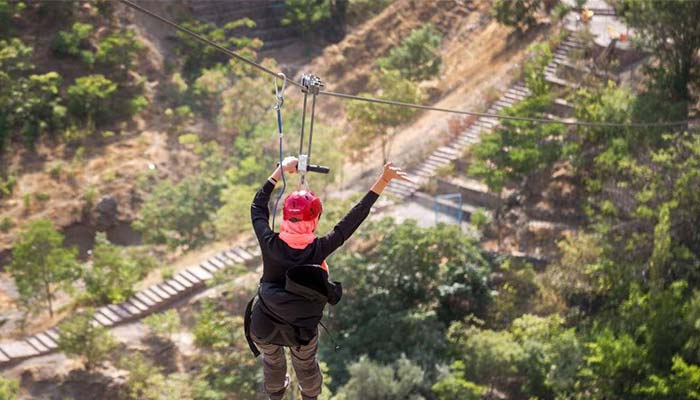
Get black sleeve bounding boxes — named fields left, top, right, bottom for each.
left=251, top=180, right=276, bottom=243
left=317, top=191, right=379, bottom=258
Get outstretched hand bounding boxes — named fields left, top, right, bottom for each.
left=282, top=156, right=298, bottom=174
left=381, top=162, right=415, bottom=184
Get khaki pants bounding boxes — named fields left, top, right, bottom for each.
left=253, top=334, right=322, bottom=400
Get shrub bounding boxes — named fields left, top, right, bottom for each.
left=492, top=0, right=542, bottom=33
left=0, top=375, right=19, bottom=400
left=0, top=173, right=17, bottom=197
left=281, top=0, right=331, bottom=38
left=143, top=309, right=181, bottom=341
left=51, top=22, right=95, bottom=66
left=524, top=43, right=553, bottom=97
left=333, top=356, right=426, bottom=400
left=83, top=233, right=157, bottom=304
left=0, top=0, right=25, bottom=35
left=376, top=24, right=443, bottom=81
left=0, top=216, right=13, bottom=232
left=174, top=19, right=258, bottom=81
left=94, top=29, right=144, bottom=80
left=67, top=74, right=117, bottom=124
left=58, top=308, right=116, bottom=369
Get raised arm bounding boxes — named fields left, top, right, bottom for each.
left=317, top=162, right=413, bottom=257
left=251, top=157, right=298, bottom=242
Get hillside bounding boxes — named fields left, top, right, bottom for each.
left=2, top=1, right=700, bottom=400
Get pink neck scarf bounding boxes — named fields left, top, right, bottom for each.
left=279, top=219, right=318, bottom=249
left=279, top=218, right=329, bottom=272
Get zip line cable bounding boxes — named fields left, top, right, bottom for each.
left=119, top=0, right=695, bottom=130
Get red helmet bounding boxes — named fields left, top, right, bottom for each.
left=283, top=190, right=323, bottom=222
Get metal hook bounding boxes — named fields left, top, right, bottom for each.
left=274, top=72, right=287, bottom=110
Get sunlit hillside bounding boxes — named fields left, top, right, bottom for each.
left=1, top=0, right=699, bottom=399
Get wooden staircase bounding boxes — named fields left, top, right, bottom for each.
left=0, top=244, right=261, bottom=367
left=385, top=34, right=585, bottom=201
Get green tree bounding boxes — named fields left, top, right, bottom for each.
left=469, top=95, right=565, bottom=193
left=95, top=29, right=144, bottom=81
left=51, top=22, right=95, bottom=66
left=0, top=0, right=25, bottom=35
left=613, top=0, right=700, bottom=101
left=1, top=38, right=66, bottom=150
left=447, top=322, right=525, bottom=396
left=637, top=356, right=700, bottom=400
left=523, top=42, right=552, bottom=97
left=281, top=0, right=331, bottom=39
left=322, top=219, right=490, bottom=385
left=144, top=309, right=181, bottom=342
left=346, top=70, right=422, bottom=164
left=376, top=25, right=442, bottom=81
left=66, top=74, right=117, bottom=125
left=0, top=375, right=19, bottom=400
left=135, top=141, right=226, bottom=250
left=492, top=0, right=543, bottom=33
left=577, top=329, right=649, bottom=399
left=12, top=72, right=66, bottom=146
left=58, top=309, right=116, bottom=370
left=191, top=299, right=260, bottom=400
left=7, top=219, right=79, bottom=317
left=117, top=352, right=193, bottom=400
left=174, top=19, right=258, bottom=81
left=432, top=361, right=486, bottom=400
left=83, top=233, right=156, bottom=304
left=333, top=356, right=425, bottom=400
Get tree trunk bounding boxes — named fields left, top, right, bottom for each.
left=45, top=278, right=53, bottom=318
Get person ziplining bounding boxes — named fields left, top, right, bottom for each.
left=243, top=72, right=414, bottom=400
left=246, top=158, right=411, bottom=400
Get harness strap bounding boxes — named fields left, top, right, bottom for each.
left=244, top=296, right=260, bottom=357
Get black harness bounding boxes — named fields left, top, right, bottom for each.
left=244, top=264, right=342, bottom=357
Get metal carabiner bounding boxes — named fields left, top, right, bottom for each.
left=274, top=72, right=287, bottom=110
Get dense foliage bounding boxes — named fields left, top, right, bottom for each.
left=57, top=308, right=116, bottom=370
left=82, top=233, right=158, bottom=304
left=376, top=25, right=443, bottom=82
left=492, top=0, right=543, bottom=33
left=7, top=219, right=79, bottom=317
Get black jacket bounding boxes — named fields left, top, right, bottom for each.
left=245, top=179, right=378, bottom=355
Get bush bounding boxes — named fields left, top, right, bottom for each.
left=524, top=43, right=553, bottom=97
left=0, top=375, right=19, bottom=400
left=0, top=173, right=16, bottom=197
left=66, top=74, right=117, bottom=124
left=492, top=0, right=542, bottom=33
left=333, top=356, right=426, bottom=400
left=281, top=0, right=331, bottom=38
left=0, top=216, right=12, bottom=232
left=0, top=0, right=25, bottom=35
left=58, top=309, right=116, bottom=370
left=94, top=29, right=144, bottom=80
left=83, top=233, right=156, bottom=304
left=469, top=95, right=565, bottom=192
left=432, top=362, right=487, bottom=400
left=174, top=19, right=258, bottom=81
left=376, top=24, right=442, bottom=81
left=51, top=22, right=95, bottom=66
left=143, top=309, right=181, bottom=341
left=1, top=38, right=67, bottom=149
